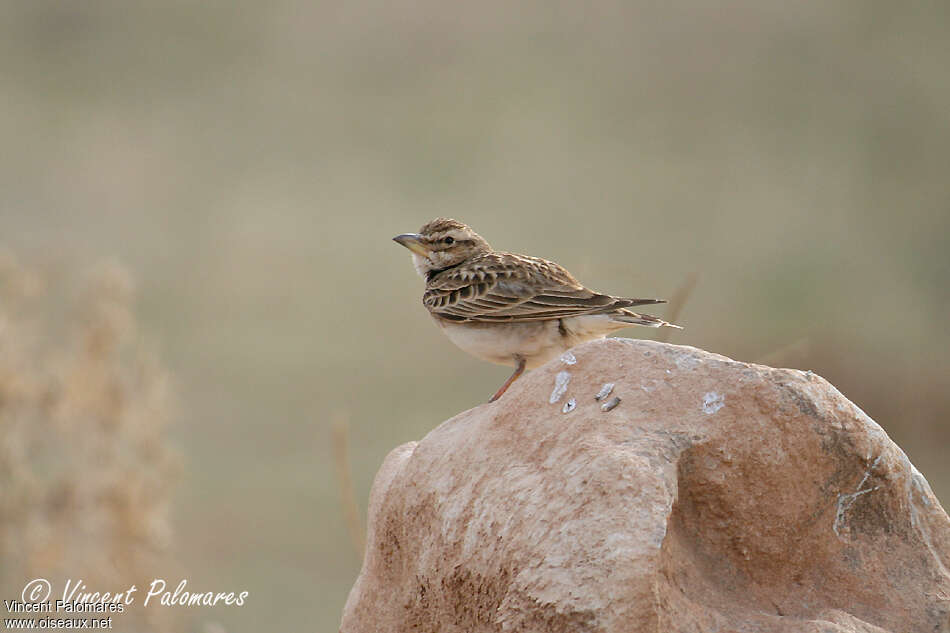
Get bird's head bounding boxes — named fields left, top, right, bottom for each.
left=393, top=218, right=491, bottom=277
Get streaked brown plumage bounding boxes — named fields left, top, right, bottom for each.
left=394, top=218, right=680, bottom=401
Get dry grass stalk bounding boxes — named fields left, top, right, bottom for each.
left=756, top=337, right=811, bottom=368
left=659, top=273, right=698, bottom=343
left=331, top=412, right=365, bottom=560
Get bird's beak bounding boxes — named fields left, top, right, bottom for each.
left=392, top=233, right=430, bottom=257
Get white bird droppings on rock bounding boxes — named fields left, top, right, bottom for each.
left=594, top=383, right=614, bottom=401
left=702, top=392, right=725, bottom=414
left=560, top=351, right=577, bottom=365
left=562, top=398, right=576, bottom=414
left=675, top=353, right=701, bottom=370
left=550, top=371, right=571, bottom=403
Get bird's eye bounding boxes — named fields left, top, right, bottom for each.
left=443, top=237, right=455, bottom=245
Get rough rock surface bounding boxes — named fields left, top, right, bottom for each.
left=341, top=339, right=950, bottom=632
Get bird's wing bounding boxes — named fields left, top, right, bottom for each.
left=423, top=252, right=664, bottom=323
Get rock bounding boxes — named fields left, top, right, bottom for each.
left=340, top=339, right=950, bottom=632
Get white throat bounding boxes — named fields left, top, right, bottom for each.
left=411, top=253, right=432, bottom=278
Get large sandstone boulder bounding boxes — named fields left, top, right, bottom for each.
left=341, top=339, right=950, bottom=632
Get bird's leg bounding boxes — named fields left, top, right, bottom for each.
left=489, top=356, right=526, bottom=402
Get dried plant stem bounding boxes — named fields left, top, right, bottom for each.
left=659, top=273, right=698, bottom=343
left=332, top=413, right=365, bottom=559
left=756, top=337, right=811, bottom=367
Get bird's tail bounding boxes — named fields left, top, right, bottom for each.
left=618, top=298, right=667, bottom=308
left=613, top=309, right=683, bottom=329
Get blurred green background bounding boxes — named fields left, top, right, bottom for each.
left=1, top=1, right=948, bottom=631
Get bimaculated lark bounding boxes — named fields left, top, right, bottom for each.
left=394, top=218, right=681, bottom=402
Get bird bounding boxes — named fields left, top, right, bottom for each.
left=393, top=218, right=681, bottom=402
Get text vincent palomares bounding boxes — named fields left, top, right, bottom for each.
left=6, top=578, right=249, bottom=611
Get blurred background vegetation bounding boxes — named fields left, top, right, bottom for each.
left=0, top=1, right=947, bottom=631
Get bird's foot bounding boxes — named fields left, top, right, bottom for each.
left=488, top=357, right=526, bottom=402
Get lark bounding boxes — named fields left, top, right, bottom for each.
left=394, top=218, right=681, bottom=402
